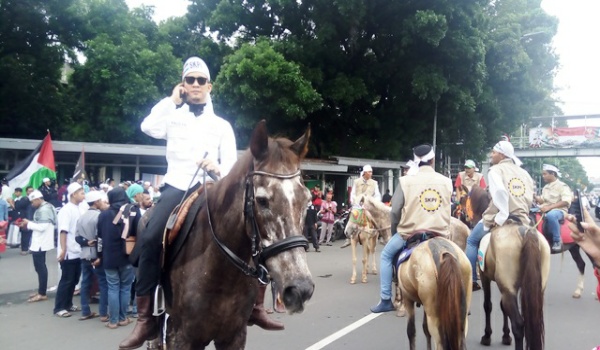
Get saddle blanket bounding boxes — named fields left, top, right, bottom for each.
left=477, top=233, right=491, bottom=272
left=394, top=246, right=417, bottom=270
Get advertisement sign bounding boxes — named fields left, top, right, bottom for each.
left=529, top=126, right=600, bottom=148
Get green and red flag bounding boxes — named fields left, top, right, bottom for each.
left=6, top=132, right=56, bottom=190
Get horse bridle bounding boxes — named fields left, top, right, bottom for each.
left=205, top=164, right=309, bottom=285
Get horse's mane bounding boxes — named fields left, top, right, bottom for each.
left=469, top=186, right=490, bottom=222
left=362, top=196, right=392, bottom=213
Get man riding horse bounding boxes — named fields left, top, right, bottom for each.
left=341, top=164, right=381, bottom=248
left=465, top=140, right=534, bottom=291
left=120, top=57, right=281, bottom=350
left=535, top=163, right=573, bottom=253
left=370, top=144, right=453, bottom=313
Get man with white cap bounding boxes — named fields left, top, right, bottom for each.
left=53, top=182, right=86, bottom=317
left=18, top=190, right=56, bottom=302
left=371, top=144, right=453, bottom=313
left=465, top=140, right=534, bottom=291
left=535, top=164, right=572, bottom=253
left=39, top=177, right=58, bottom=205
left=341, top=164, right=382, bottom=248
left=455, top=159, right=486, bottom=195
left=75, top=190, right=109, bottom=320
left=120, top=56, right=242, bottom=349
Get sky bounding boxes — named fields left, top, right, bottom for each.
left=125, top=0, right=600, bottom=175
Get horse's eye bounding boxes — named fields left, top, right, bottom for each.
left=256, top=196, right=269, bottom=208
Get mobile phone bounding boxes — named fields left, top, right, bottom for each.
left=573, top=189, right=586, bottom=232
left=179, top=89, right=186, bottom=102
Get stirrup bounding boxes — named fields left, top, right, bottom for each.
left=153, top=284, right=166, bottom=316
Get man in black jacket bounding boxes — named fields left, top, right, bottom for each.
left=304, top=202, right=320, bottom=252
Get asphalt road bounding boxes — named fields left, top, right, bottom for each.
left=1, top=229, right=599, bottom=350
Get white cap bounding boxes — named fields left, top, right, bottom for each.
left=182, top=57, right=210, bottom=81
left=542, top=164, right=561, bottom=178
left=464, top=159, right=479, bottom=172
left=85, top=190, right=104, bottom=203
left=363, top=165, right=373, bottom=172
left=28, top=190, right=44, bottom=200
left=42, top=177, right=50, bottom=183
left=67, top=182, right=83, bottom=197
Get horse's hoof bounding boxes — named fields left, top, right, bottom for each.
left=361, top=278, right=368, bottom=283
left=480, top=337, right=491, bottom=346
left=572, top=292, right=581, bottom=299
left=350, top=279, right=356, bottom=284
left=371, top=271, right=378, bottom=275
left=396, top=309, right=406, bottom=317
left=502, top=335, right=512, bottom=345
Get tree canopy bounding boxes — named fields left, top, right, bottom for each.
left=0, top=0, right=573, bottom=170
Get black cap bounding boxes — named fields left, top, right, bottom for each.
left=413, top=144, right=433, bottom=157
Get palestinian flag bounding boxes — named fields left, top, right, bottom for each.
left=6, top=133, right=56, bottom=190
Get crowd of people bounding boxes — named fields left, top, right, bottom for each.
left=0, top=177, right=156, bottom=330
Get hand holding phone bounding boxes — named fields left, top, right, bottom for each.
left=573, top=189, right=586, bottom=232
left=171, top=83, right=186, bottom=105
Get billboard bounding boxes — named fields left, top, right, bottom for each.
left=529, top=126, right=600, bottom=148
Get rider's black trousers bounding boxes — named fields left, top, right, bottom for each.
left=135, top=183, right=199, bottom=296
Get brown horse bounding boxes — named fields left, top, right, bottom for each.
left=398, top=237, right=472, bottom=350
left=162, top=121, right=315, bottom=349
left=469, top=186, right=550, bottom=350
left=344, top=196, right=392, bottom=284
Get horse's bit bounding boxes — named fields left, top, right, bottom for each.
left=205, top=164, right=309, bottom=284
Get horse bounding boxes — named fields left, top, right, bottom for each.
left=462, top=187, right=594, bottom=299
left=344, top=196, right=392, bottom=284
left=158, top=121, right=315, bottom=349
left=532, top=209, right=596, bottom=298
left=468, top=186, right=550, bottom=350
left=398, top=236, right=472, bottom=350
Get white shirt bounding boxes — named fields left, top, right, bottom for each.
left=141, top=98, right=238, bottom=191
left=486, top=170, right=510, bottom=228
left=27, top=203, right=56, bottom=252
left=57, top=202, right=82, bottom=260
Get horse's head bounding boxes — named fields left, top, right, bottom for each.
left=249, top=120, right=314, bottom=313
left=468, top=186, right=490, bottom=225
left=361, top=196, right=392, bottom=242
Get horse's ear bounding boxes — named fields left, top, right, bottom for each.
left=250, top=120, right=269, bottom=161
left=291, top=123, right=311, bottom=159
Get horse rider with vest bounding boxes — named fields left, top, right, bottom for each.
left=535, top=164, right=572, bottom=253
left=120, top=57, right=280, bottom=350
left=341, top=164, right=381, bottom=248
left=370, top=144, right=453, bottom=313
left=455, top=159, right=487, bottom=196
left=465, top=141, right=534, bottom=291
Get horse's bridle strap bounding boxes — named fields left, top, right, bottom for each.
left=260, top=236, right=309, bottom=265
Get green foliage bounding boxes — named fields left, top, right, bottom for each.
left=213, top=39, right=321, bottom=147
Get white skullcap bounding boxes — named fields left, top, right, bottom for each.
left=85, top=190, right=104, bottom=203
left=28, top=190, right=44, bottom=200
left=42, top=177, right=50, bottom=183
left=67, top=182, right=83, bottom=197
left=363, top=165, right=373, bottom=173
left=542, top=164, right=561, bottom=178
left=493, top=141, right=522, bottom=167
left=182, top=57, right=210, bottom=81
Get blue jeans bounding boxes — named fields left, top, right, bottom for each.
left=80, top=260, right=108, bottom=317
left=95, top=266, right=108, bottom=317
left=379, top=233, right=406, bottom=300
left=466, top=222, right=488, bottom=281
left=545, top=209, right=564, bottom=243
left=105, top=265, right=134, bottom=324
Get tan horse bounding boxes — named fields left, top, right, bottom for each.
left=399, top=237, right=472, bottom=350
left=344, top=197, right=392, bottom=284
left=469, top=187, right=551, bottom=350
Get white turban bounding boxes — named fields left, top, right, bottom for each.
left=407, top=144, right=435, bottom=175
left=182, top=57, right=210, bottom=81
left=493, top=141, right=522, bottom=167
left=542, top=164, right=561, bottom=178
left=362, top=165, right=373, bottom=172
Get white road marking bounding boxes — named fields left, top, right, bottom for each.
left=304, top=312, right=382, bottom=350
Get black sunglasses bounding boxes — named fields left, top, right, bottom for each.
left=184, top=76, right=209, bottom=85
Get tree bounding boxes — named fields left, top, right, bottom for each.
left=213, top=40, right=321, bottom=148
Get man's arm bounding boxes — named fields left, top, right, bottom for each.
left=372, top=182, right=381, bottom=201
left=218, top=123, right=238, bottom=178
left=58, top=231, right=68, bottom=262
left=488, top=171, right=510, bottom=227
left=350, top=180, right=357, bottom=206
left=140, top=97, right=177, bottom=140
left=389, top=183, right=405, bottom=235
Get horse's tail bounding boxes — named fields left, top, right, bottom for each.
left=519, top=229, right=545, bottom=350
left=437, top=252, right=467, bottom=350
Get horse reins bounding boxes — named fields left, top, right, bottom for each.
left=204, top=162, right=308, bottom=285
